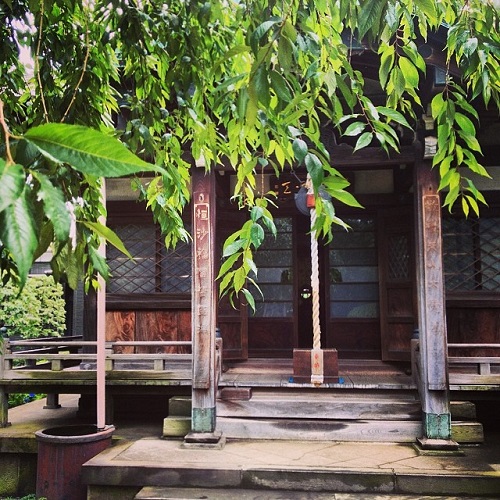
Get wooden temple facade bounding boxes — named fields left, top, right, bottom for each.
left=2, top=30, right=499, bottom=448
left=97, top=30, right=500, bottom=446
left=100, top=131, right=500, bottom=447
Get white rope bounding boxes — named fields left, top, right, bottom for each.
left=310, top=207, right=321, bottom=351
left=307, top=174, right=323, bottom=385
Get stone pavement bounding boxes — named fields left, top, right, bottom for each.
left=2, top=395, right=500, bottom=498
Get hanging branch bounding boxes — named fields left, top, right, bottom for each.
left=0, top=100, right=15, bottom=165
left=35, top=0, right=49, bottom=122
left=61, top=7, right=91, bottom=123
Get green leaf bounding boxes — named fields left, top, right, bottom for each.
left=81, top=221, right=133, bottom=259
left=379, top=46, right=395, bottom=89
left=223, top=238, right=245, bottom=258
left=344, top=121, right=366, bottom=136
left=0, top=189, right=38, bottom=286
left=391, top=67, right=406, bottom=97
left=461, top=196, right=470, bottom=218
left=33, top=172, right=71, bottom=241
left=278, top=35, right=294, bottom=71
left=399, top=57, right=420, bottom=88
left=217, top=253, right=240, bottom=280
left=24, top=124, right=163, bottom=178
left=250, top=223, right=265, bottom=247
left=458, top=131, right=482, bottom=153
left=250, top=17, right=281, bottom=54
left=377, top=107, right=411, bottom=129
left=233, top=267, right=246, bottom=292
left=292, top=138, right=308, bottom=165
left=465, top=195, right=480, bottom=217
left=269, top=70, right=292, bottom=102
left=330, top=189, right=363, bottom=208
left=241, top=288, right=256, bottom=313
left=431, top=93, right=446, bottom=120
left=358, top=0, right=386, bottom=39
left=415, top=0, right=438, bottom=24
left=353, top=132, right=373, bottom=152
left=454, top=113, right=476, bottom=135
left=304, top=153, right=324, bottom=190
left=88, top=245, right=109, bottom=281
left=0, top=161, right=25, bottom=213
left=463, top=37, right=478, bottom=58
left=250, top=65, right=270, bottom=108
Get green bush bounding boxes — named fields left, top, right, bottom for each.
left=8, top=393, right=45, bottom=409
left=0, top=275, right=66, bottom=338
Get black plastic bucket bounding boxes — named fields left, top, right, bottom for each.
left=35, top=424, right=114, bottom=500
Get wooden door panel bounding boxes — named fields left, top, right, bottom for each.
left=217, top=208, right=248, bottom=360
left=386, top=286, right=414, bottom=318
left=248, top=318, right=294, bottom=357
left=328, top=320, right=380, bottom=359
left=106, top=311, right=135, bottom=353
left=378, top=208, right=417, bottom=361
left=135, top=311, right=191, bottom=353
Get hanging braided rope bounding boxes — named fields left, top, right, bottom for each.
left=310, top=207, right=321, bottom=351
left=306, top=174, right=323, bottom=385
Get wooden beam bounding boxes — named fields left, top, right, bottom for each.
left=188, top=167, right=221, bottom=442
left=213, top=145, right=417, bottom=171
left=414, top=157, right=453, bottom=444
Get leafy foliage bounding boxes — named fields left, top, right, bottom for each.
left=0, top=274, right=65, bottom=338
left=0, top=0, right=499, bottom=307
left=8, top=392, right=45, bottom=409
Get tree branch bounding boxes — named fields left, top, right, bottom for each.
left=0, top=99, right=15, bottom=165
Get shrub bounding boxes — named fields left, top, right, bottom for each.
left=0, top=275, right=66, bottom=338
left=8, top=393, right=45, bottom=409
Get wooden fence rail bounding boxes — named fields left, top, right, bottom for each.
left=447, top=343, right=500, bottom=376
left=1, top=336, right=222, bottom=427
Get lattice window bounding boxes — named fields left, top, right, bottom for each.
left=388, top=234, right=410, bottom=280
left=251, top=217, right=293, bottom=318
left=107, top=223, right=192, bottom=294
left=443, top=217, right=500, bottom=292
left=329, top=217, right=379, bottom=318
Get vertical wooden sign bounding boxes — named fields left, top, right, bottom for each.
left=189, top=167, right=218, bottom=436
left=415, top=159, right=453, bottom=444
left=422, top=194, right=447, bottom=390
left=192, top=186, right=215, bottom=389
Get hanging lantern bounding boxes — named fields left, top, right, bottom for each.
left=294, top=185, right=331, bottom=215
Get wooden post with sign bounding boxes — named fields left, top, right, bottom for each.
left=414, top=159, right=457, bottom=450
left=184, top=167, right=224, bottom=447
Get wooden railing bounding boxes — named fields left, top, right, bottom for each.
left=1, top=336, right=222, bottom=427
left=411, top=339, right=500, bottom=390
left=447, top=343, right=500, bottom=380
left=2, top=338, right=193, bottom=371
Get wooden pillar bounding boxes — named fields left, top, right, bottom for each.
left=414, top=159, right=457, bottom=449
left=185, top=167, right=223, bottom=447
left=0, top=386, right=8, bottom=428
left=83, top=288, right=97, bottom=353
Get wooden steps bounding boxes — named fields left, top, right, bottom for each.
left=163, top=389, right=483, bottom=443
left=217, top=388, right=421, bottom=421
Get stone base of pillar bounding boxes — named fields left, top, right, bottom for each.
left=293, top=348, right=339, bottom=384
left=182, top=430, right=226, bottom=449
left=415, top=436, right=462, bottom=455
left=43, top=393, right=61, bottom=409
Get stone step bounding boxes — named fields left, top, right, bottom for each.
left=169, top=394, right=476, bottom=421
left=135, top=486, right=462, bottom=499
left=217, top=397, right=422, bottom=420
left=83, top=436, right=500, bottom=500
left=216, top=417, right=483, bottom=443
